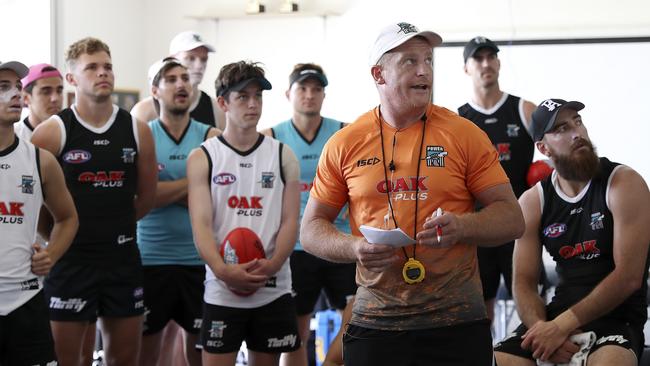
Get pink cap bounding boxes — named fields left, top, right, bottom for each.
left=21, top=63, right=62, bottom=88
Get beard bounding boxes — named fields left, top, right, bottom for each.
left=551, top=138, right=600, bottom=182
left=169, top=106, right=190, bottom=116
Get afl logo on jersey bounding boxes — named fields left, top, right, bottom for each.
left=63, top=150, right=92, bottom=164
left=544, top=223, right=567, bottom=238
left=213, top=173, right=236, bottom=185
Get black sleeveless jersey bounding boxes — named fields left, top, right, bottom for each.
left=189, top=91, right=216, bottom=127
left=540, top=158, right=648, bottom=326
left=458, top=94, right=534, bottom=197
left=56, top=106, right=139, bottom=264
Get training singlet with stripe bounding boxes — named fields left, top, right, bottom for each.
left=0, top=137, right=44, bottom=315
left=312, top=103, right=509, bottom=330
left=272, top=118, right=349, bottom=250
left=53, top=105, right=139, bottom=265
left=138, top=118, right=210, bottom=266
left=458, top=93, right=534, bottom=197
left=201, top=134, right=290, bottom=308
left=539, top=157, right=649, bottom=326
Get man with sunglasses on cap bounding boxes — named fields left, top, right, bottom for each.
left=15, top=63, right=64, bottom=141
left=458, top=36, right=539, bottom=325
left=262, top=63, right=354, bottom=366
left=494, top=99, right=650, bottom=365
left=137, top=57, right=220, bottom=366
left=300, top=22, right=524, bottom=365
left=132, top=31, right=225, bottom=129
left=187, top=61, right=301, bottom=366
left=0, top=60, right=78, bottom=366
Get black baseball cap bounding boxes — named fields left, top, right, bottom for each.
left=216, top=76, right=272, bottom=97
left=531, top=98, right=585, bottom=142
left=463, top=36, right=499, bottom=63
left=289, top=68, right=328, bottom=87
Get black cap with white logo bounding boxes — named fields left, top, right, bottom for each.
left=463, top=36, right=499, bottom=63
left=531, top=98, right=585, bottom=141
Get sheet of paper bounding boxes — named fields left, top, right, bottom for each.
left=359, top=225, right=416, bottom=247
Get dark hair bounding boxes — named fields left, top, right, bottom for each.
left=215, top=61, right=266, bottom=99
left=23, top=66, right=59, bottom=94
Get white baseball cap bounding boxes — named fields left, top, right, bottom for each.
left=169, top=31, right=215, bottom=55
left=147, top=57, right=185, bottom=86
left=369, top=22, right=442, bottom=66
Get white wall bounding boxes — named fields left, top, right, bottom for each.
left=53, top=0, right=146, bottom=96
left=0, top=0, right=51, bottom=65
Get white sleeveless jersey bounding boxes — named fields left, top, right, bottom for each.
left=201, top=134, right=290, bottom=308
left=0, top=137, right=44, bottom=315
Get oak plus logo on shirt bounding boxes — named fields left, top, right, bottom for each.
left=376, top=176, right=428, bottom=201
left=559, top=240, right=600, bottom=260
left=78, top=170, right=125, bottom=188
left=0, top=201, right=24, bottom=224
left=228, top=195, right=263, bottom=216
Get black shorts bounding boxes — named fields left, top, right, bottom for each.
left=142, top=265, right=205, bottom=335
left=495, top=318, right=644, bottom=360
left=477, top=241, right=515, bottom=300
left=44, top=259, right=144, bottom=321
left=200, top=294, right=300, bottom=354
left=342, top=320, right=494, bottom=366
left=0, top=291, right=57, bottom=366
left=290, top=251, right=357, bottom=315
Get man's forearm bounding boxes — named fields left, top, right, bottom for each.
left=269, top=220, right=298, bottom=272
left=46, top=215, right=78, bottom=263
left=300, top=216, right=357, bottom=263
left=515, top=285, right=547, bottom=328
left=460, top=200, right=524, bottom=247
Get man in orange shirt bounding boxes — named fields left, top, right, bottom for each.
left=300, top=22, right=525, bottom=365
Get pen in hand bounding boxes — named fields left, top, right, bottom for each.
left=435, top=207, right=443, bottom=243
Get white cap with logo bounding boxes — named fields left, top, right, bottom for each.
left=369, top=22, right=442, bottom=66
left=169, top=31, right=216, bottom=55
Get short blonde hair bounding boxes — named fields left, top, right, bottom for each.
left=65, top=37, right=111, bottom=68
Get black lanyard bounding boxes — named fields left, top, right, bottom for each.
left=378, top=109, right=427, bottom=260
